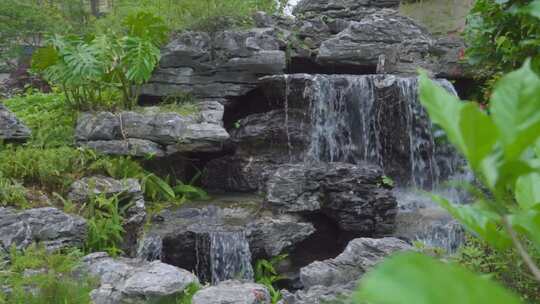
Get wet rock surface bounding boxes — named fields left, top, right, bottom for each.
left=0, top=207, right=86, bottom=252
left=266, top=163, right=397, bottom=235
left=0, top=103, right=31, bottom=142
left=83, top=252, right=199, bottom=304
left=143, top=195, right=315, bottom=283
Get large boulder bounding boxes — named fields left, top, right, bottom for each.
left=67, top=176, right=146, bottom=256
left=294, top=0, right=400, bottom=20
left=266, top=163, right=397, bottom=235
left=280, top=237, right=412, bottom=304
left=83, top=252, right=199, bottom=304
left=192, top=281, right=271, bottom=304
left=0, top=103, right=31, bottom=142
left=140, top=29, right=287, bottom=101
left=75, top=105, right=229, bottom=157
left=0, top=207, right=86, bottom=252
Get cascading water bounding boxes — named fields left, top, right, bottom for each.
left=297, top=74, right=467, bottom=252
left=208, top=230, right=254, bottom=285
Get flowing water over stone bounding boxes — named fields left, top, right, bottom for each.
left=289, top=74, right=467, bottom=251
left=207, top=230, right=254, bottom=284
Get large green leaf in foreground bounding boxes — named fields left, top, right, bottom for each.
left=355, top=253, right=523, bottom=304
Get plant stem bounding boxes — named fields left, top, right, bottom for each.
left=503, top=216, right=540, bottom=283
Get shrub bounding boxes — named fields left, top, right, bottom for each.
left=0, top=244, right=96, bottom=304
left=83, top=194, right=125, bottom=256
left=454, top=236, right=540, bottom=303
left=32, top=11, right=168, bottom=110
left=255, top=255, right=287, bottom=304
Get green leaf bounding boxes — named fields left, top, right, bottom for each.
left=525, top=0, right=540, bottom=19
left=515, top=173, right=540, bottom=209
left=122, top=37, right=160, bottom=84
left=431, top=195, right=512, bottom=250
left=355, top=253, right=523, bottom=304
left=419, top=73, right=497, bottom=172
left=31, top=46, right=59, bottom=72
left=146, top=174, right=175, bottom=200
left=509, top=207, right=540, bottom=250
left=491, top=61, right=540, bottom=160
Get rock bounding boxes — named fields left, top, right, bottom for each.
left=75, top=109, right=229, bottom=157
left=0, top=207, right=86, bottom=252
left=280, top=283, right=355, bottom=304
left=144, top=195, right=314, bottom=282
left=266, top=163, right=397, bottom=235
left=299, top=237, right=411, bottom=289
left=192, top=281, right=270, bottom=304
left=294, top=0, right=400, bottom=21
left=82, top=139, right=166, bottom=157
left=83, top=252, right=199, bottom=304
left=67, top=176, right=142, bottom=203
left=68, top=176, right=146, bottom=257
left=316, top=10, right=433, bottom=73
left=141, top=29, right=286, bottom=101
left=279, top=237, right=411, bottom=304
left=0, top=103, right=31, bottom=142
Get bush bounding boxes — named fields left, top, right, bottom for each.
left=454, top=236, right=540, bottom=303
left=464, top=0, right=540, bottom=101
left=32, top=11, right=168, bottom=110
left=0, top=244, right=96, bottom=304
left=83, top=195, right=125, bottom=256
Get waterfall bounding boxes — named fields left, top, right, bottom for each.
left=297, top=74, right=467, bottom=251
left=208, top=230, right=254, bottom=285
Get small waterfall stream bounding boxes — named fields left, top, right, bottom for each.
left=207, top=230, right=254, bottom=284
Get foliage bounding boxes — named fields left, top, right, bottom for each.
left=32, top=11, right=168, bottom=110
left=0, top=244, right=96, bottom=304
left=3, top=91, right=76, bottom=148
left=0, top=0, right=92, bottom=64
left=94, top=0, right=287, bottom=34
left=464, top=0, right=540, bottom=101
left=454, top=236, right=540, bottom=302
left=255, top=255, right=287, bottom=304
left=0, top=173, right=29, bottom=209
left=355, top=252, right=523, bottom=304
left=0, top=146, right=100, bottom=193
left=143, top=173, right=209, bottom=205
left=354, top=61, right=540, bottom=303
left=83, top=194, right=125, bottom=256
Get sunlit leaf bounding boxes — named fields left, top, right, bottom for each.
left=432, top=195, right=512, bottom=250
left=491, top=61, right=540, bottom=160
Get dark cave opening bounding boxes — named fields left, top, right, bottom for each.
left=288, top=57, right=378, bottom=75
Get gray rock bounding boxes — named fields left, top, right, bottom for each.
left=141, top=29, right=286, bottom=100
left=83, top=252, right=199, bottom=304
left=300, top=237, right=411, bottom=289
left=145, top=196, right=314, bottom=282
left=0, top=103, right=31, bottom=142
left=67, top=176, right=142, bottom=203
left=294, top=0, right=400, bottom=20
left=192, top=281, right=270, bottom=304
left=266, top=163, right=397, bottom=235
left=82, top=139, right=166, bottom=157
left=76, top=109, right=229, bottom=157
left=317, top=10, right=433, bottom=73
left=0, top=207, right=86, bottom=252
left=67, top=176, right=146, bottom=257
left=280, top=284, right=355, bottom=304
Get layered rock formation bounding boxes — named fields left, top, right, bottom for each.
left=75, top=102, right=229, bottom=157
left=0, top=207, right=86, bottom=252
